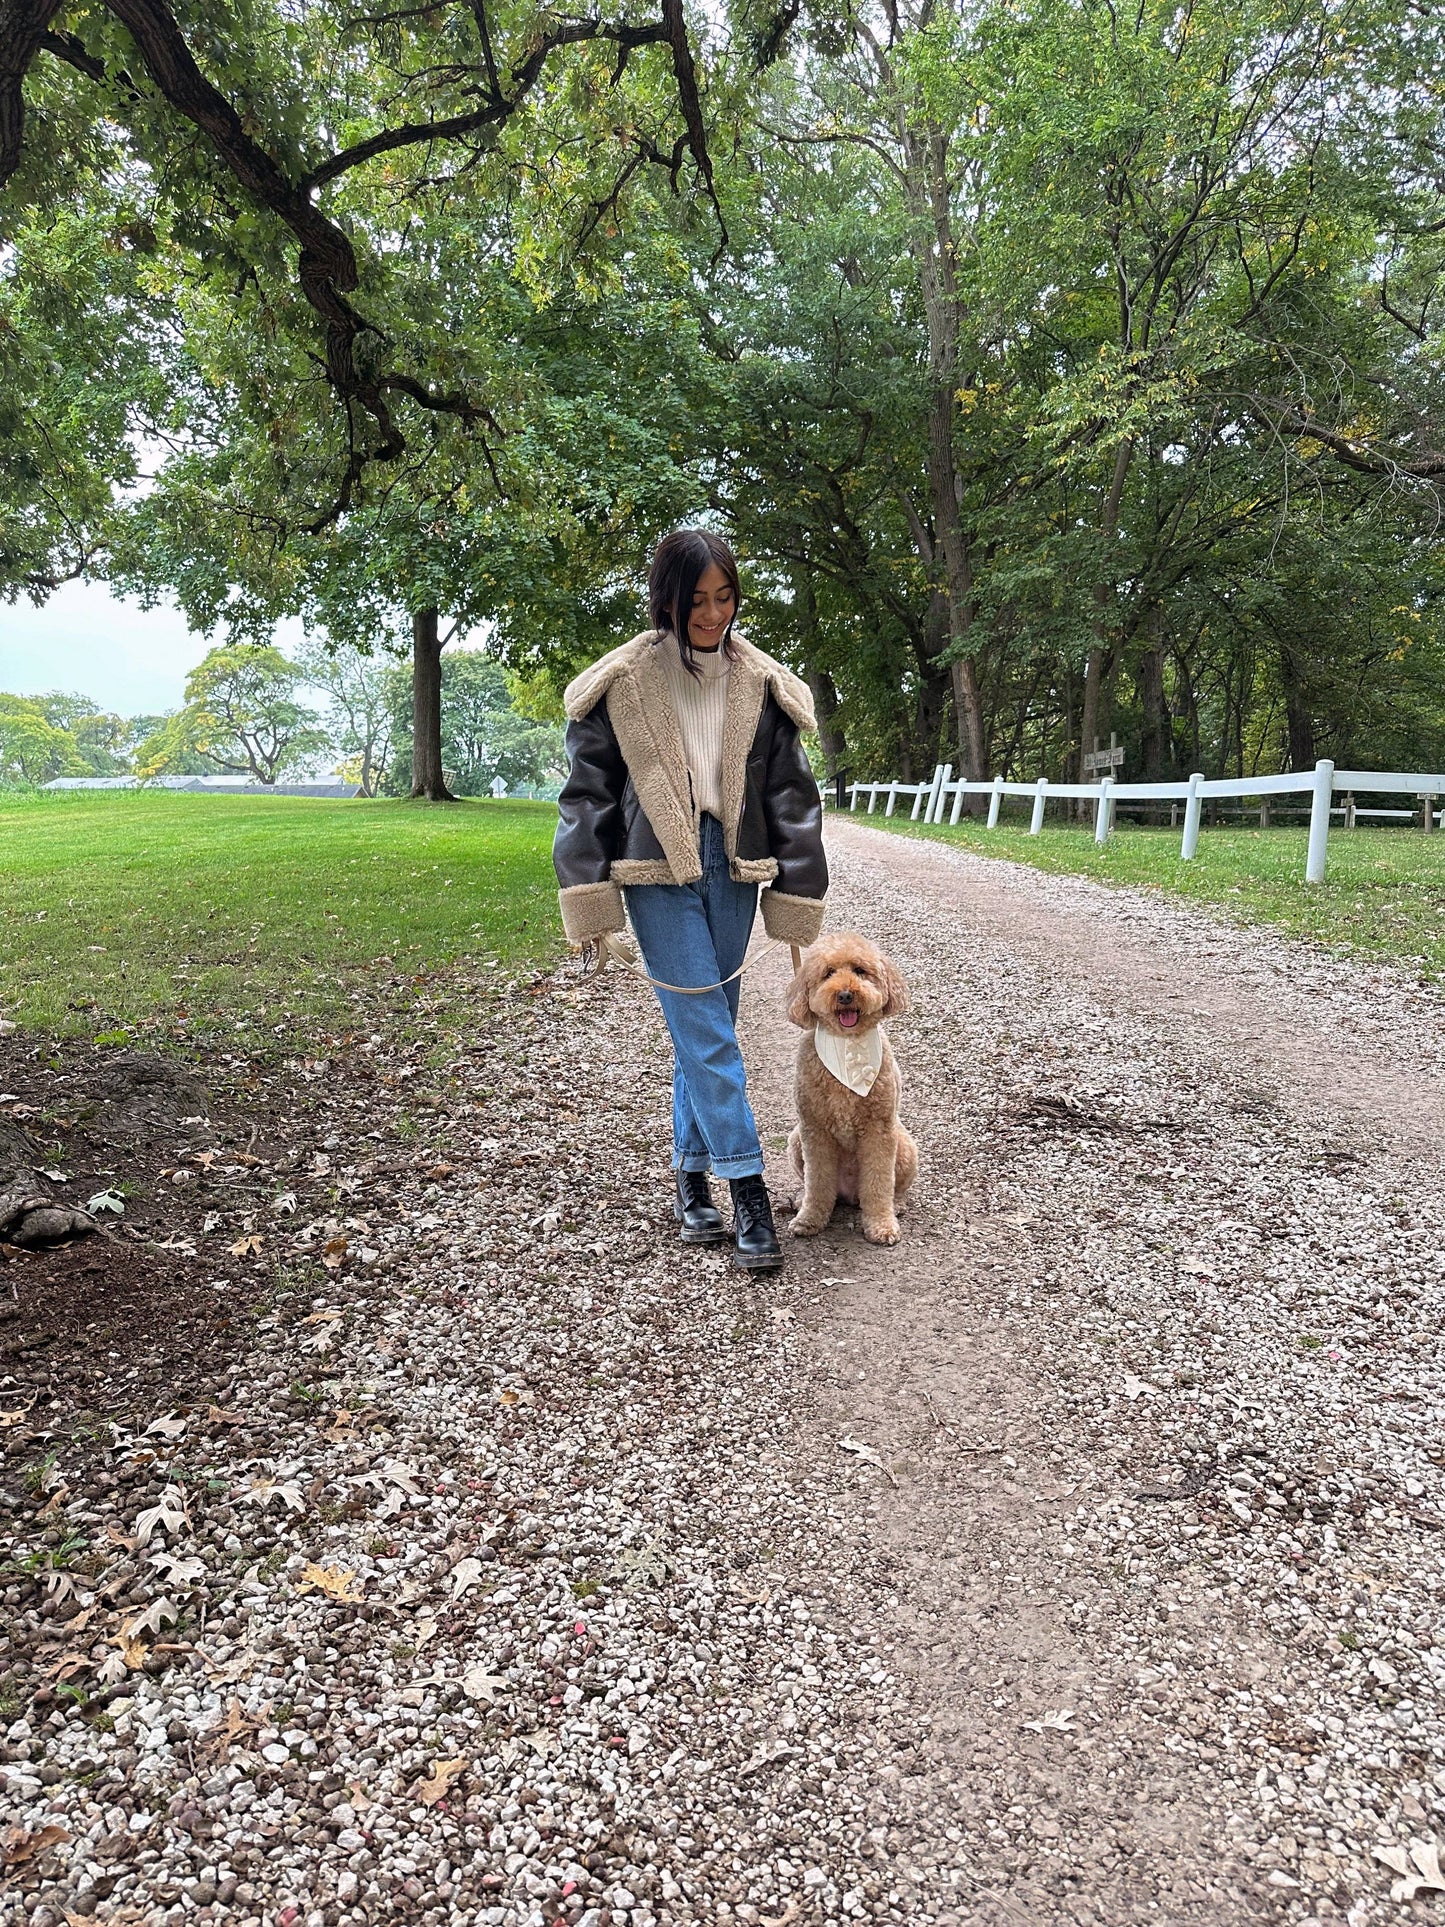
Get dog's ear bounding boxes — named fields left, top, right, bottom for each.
left=881, top=958, right=911, bottom=1017
left=786, top=954, right=817, bottom=1028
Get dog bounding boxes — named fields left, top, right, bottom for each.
left=785, top=932, right=918, bottom=1245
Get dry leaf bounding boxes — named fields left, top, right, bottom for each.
left=1022, top=1708, right=1076, bottom=1734
left=515, top=1729, right=558, bottom=1760
left=461, top=1665, right=510, bottom=1704
left=838, top=1435, right=898, bottom=1486
left=416, top=1757, right=469, bottom=1806
left=230, top=1234, right=264, bottom=1256
left=146, top=1414, right=188, bottom=1439
left=1, top=1822, right=72, bottom=1867
left=299, top=1561, right=364, bottom=1603
left=149, top=1550, right=205, bottom=1584
left=321, top=1235, right=349, bottom=1270
left=35, top=1484, right=69, bottom=1519
left=450, top=1557, right=484, bottom=1601
left=207, top=1406, right=244, bottom=1425
left=1375, top=1838, right=1445, bottom=1902
left=199, top=1697, right=261, bottom=1760
left=135, top=1484, right=186, bottom=1544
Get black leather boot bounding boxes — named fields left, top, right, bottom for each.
left=674, top=1169, right=726, bottom=1245
left=729, top=1175, right=783, bottom=1270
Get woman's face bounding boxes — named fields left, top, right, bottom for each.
left=687, top=562, right=736, bottom=650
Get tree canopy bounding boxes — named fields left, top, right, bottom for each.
left=5, top=0, right=1444, bottom=786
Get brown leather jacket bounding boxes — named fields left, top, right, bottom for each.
left=552, top=630, right=828, bottom=947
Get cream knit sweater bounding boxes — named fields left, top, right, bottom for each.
left=660, top=631, right=731, bottom=822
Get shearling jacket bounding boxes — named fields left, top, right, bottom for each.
left=553, top=629, right=828, bottom=949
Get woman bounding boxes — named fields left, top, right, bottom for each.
left=553, top=529, right=827, bottom=1270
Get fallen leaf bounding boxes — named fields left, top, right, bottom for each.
left=838, top=1435, right=898, bottom=1486
left=199, top=1697, right=262, bottom=1759
left=241, top=1476, right=305, bottom=1513
left=1122, top=1375, right=1161, bottom=1400
left=321, top=1234, right=349, bottom=1270
left=35, top=1484, right=69, bottom=1519
left=149, top=1549, right=205, bottom=1584
left=1021, top=1708, right=1075, bottom=1733
left=1375, top=1838, right=1445, bottom=1902
left=207, top=1406, right=244, bottom=1425
left=450, top=1557, right=485, bottom=1601
left=301, top=1307, right=343, bottom=1325
left=135, top=1484, right=186, bottom=1544
left=299, top=1561, right=364, bottom=1603
left=515, top=1729, right=558, bottom=1760
left=0, top=1400, right=36, bottom=1428
left=1, top=1822, right=72, bottom=1867
left=461, top=1665, right=510, bottom=1704
left=272, top=1191, right=299, bottom=1215
left=146, top=1414, right=188, bottom=1439
left=416, top=1757, right=469, bottom=1806
left=230, top=1234, right=264, bottom=1257
left=613, top=1534, right=673, bottom=1589
left=123, top=1596, right=178, bottom=1639
left=87, top=1189, right=124, bottom=1215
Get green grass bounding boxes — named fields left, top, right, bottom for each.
left=0, top=791, right=560, bottom=1046
left=868, top=813, right=1445, bottom=978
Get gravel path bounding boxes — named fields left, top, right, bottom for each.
left=5, top=820, right=1444, bottom=1927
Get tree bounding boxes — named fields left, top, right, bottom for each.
left=298, top=638, right=403, bottom=798
left=0, top=694, right=89, bottom=784
left=37, top=691, right=130, bottom=773
left=387, top=649, right=565, bottom=797
left=136, top=643, right=329, bottom=784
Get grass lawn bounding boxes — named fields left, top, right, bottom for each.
left=868, top=813, right=1445, bottom=979
left=0, top=791, right=561, bottom=1047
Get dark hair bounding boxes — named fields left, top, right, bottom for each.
left=648, top=529, right=741, bottom=674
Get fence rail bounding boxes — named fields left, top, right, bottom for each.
left=843, top=760, right=1445, bottom=883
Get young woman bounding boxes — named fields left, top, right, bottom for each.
left=553, top=529, right=827, bottom=1269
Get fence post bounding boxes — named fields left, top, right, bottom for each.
left=1423, top=793, right=1437, bottom=834
left=866, top=784, right=878, bottom=815
left=1029, top=778, right=1048, bottom=834
left=986, top=775, right=1004, bottom=828
left=1181, top=772, right=1203, bottom=859
left=885, top=783, right=900, bottom=817
left=1094, top=777, right=1113, bottom=846
left=950, top=778, right=968, bottom=825
left=1305, top=759, right=1335, bottom=883
left=930, top=763, right=952, bottom=824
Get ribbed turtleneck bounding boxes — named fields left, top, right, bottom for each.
left=659, top=630, right=731, bottom=823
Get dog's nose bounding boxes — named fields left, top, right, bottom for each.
left=836, top=989, right=855, bottom=1006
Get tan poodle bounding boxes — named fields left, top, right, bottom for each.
left=785, top=932, right=918, bottom=1246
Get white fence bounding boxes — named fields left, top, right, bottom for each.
left=845, top=760, right=1445, bottom=883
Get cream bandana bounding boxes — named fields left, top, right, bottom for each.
left=813, top=1023, right=884, bottom=1097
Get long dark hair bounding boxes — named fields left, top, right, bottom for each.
left=648, top=529, right=741, bottom=675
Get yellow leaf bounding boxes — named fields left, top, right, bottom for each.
left=230, top=1234, right=264, bottom=1256
left=299, top=1561, right=364, bottom=1603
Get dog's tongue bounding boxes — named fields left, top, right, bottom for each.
left=837, top=1008, right=860, bottom=1029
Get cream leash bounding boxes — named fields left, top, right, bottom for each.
left=579, top=931, right=802, bottom=995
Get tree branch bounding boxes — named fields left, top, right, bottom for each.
left=0, top=0, right=65, bottom=182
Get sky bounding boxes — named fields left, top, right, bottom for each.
left=0, top=579, right=308, bottom=718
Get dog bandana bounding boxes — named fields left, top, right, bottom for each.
left=813, top=1023, right=885, bottom=1097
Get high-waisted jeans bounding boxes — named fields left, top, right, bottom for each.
left=623, top=813, right=764, bottom=1180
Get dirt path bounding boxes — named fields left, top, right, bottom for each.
left=738, top=818, right=1445, bottom=1927
left=5, top=823, right=1444, bottom=1927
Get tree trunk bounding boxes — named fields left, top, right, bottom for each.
left=806, top=669, right=847, bottom=777
left=1281, top=646, right=1316, bottom=769
left=1077, top=437, right=1135, bottom=810
left=410, top=607, right=455, bottom=801
left=1138, top=625, right=1168, bottom=783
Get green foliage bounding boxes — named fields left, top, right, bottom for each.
left=0, top=694, right=89, bottom=786
left=387, top=650, right=566, bottom=797
left=136, top=644, right=329, bottom=784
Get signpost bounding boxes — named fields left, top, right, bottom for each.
left=1082, top=732, right=1125, bottom=775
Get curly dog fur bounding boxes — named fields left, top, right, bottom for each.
left=785, top=932, right=918, bottom=1246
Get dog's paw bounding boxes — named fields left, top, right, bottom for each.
left=790, top=1212, right=828, bottom=1238
left=862, top=1217, right=901, bottom=1246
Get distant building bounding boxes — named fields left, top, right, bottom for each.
left=42, top=776, right=362, bottom=798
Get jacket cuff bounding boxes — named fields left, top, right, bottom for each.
left=760, top=888, right=825, bottom=948
left=559, top=881, right=625, bottom=943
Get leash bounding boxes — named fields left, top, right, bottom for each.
left=579, top=931, right=803, bottom=995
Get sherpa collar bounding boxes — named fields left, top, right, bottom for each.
left=562, top=630, right=815, bottom=885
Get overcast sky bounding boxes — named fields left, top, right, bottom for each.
left=0, top=580, right=308, bottom=717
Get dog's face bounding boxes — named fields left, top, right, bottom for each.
left=787, top=933, right=910, bottom=1035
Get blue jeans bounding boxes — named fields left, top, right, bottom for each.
left=623, top=814, right=763, bottom=1180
